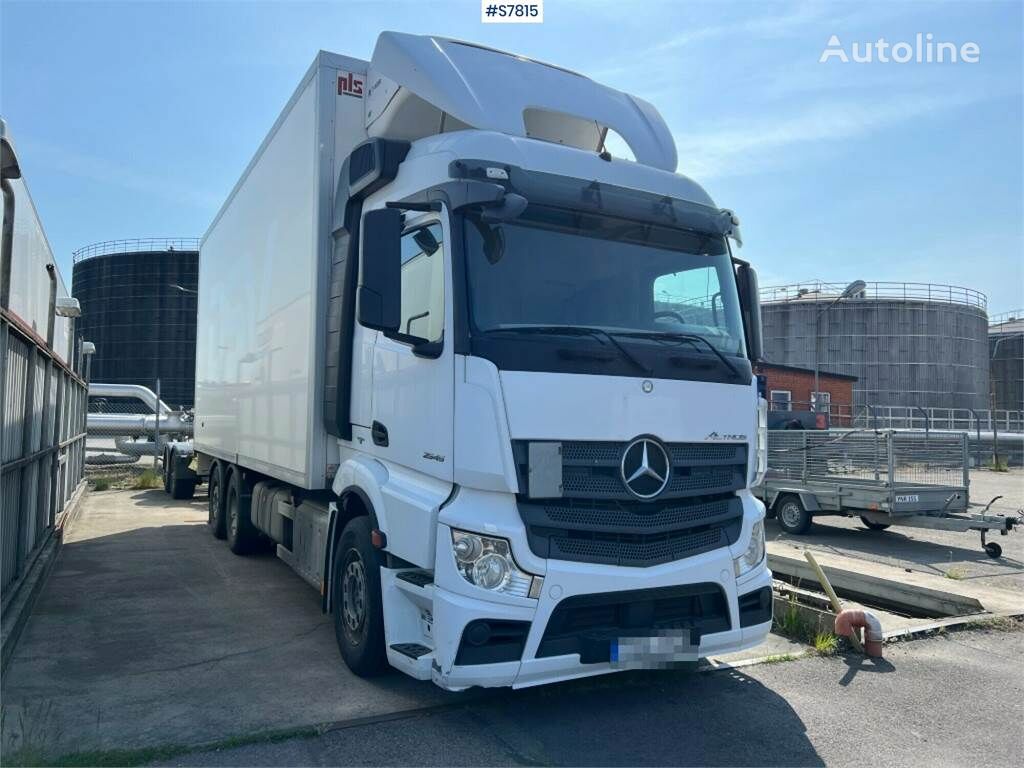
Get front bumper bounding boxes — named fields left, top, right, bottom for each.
left=429, top=533, right=772, bottom=691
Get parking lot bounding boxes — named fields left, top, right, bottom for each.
left=1, top=476, right=1022, bottom=766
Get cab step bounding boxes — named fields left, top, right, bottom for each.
left=390, top=642, right=432, bottom=659
left=396, top=569, right=434, bottom=588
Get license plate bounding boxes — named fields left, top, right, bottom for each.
left=611, top=632, right=698, bottom=669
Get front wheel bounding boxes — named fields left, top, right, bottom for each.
left=332, top=517, right=388, bottom=677
left=776, top=495, right=812, bottom=535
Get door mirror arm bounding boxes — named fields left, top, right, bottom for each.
left=383, top=330, right=444, bottom=359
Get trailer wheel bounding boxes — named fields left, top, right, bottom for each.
left=860, top=516, right=891, bottom=531
left=168, top=451, right=196, bottom=500
left=162, top=449, right=172, bottom=494
left=225, top=469, right=257, bottom=555
left=985, top=542, right=1002, bottom=559
left=332, top=516, right=388, bottom=677
left=207, top=462, right=227, bottom=539
left=776, top=495, right=812, bottom=535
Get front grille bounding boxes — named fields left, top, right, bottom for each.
left=514, top=440, right=747, bottom=502
left=519, top=496, right=742, bottom=567
left=514, top=439, right=747, bottom=566
left=537, top=583, right=731, bottom=661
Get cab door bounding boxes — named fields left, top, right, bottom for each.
left=369, top=215, right=454, bottom=483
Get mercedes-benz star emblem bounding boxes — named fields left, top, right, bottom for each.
left=620, top=437, right=671, bottom=499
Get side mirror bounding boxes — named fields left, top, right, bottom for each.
left=357, top=208, right=402, bottom=333
left=736, top=263, right=763, bottom=363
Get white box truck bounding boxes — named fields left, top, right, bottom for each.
left=167, top=32, right=772, bottom=690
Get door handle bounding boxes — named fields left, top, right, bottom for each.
left=372, top=421, right=389, bottom=447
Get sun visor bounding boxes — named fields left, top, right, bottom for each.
left=365, top=32, right=678, bottom=172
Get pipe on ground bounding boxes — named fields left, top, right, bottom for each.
left=835, top=609, right=884, bottom=657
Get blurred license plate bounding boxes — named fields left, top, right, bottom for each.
left=610, top=632, right=698, bottom=668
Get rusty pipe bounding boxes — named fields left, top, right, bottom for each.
left=835, top=608, right=883, bottom=657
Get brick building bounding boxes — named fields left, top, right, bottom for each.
left=755, top=362, right=857, bottom=425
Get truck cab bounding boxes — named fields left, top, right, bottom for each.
left=193, top=32, right=771, bottom=691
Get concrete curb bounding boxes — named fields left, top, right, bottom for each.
left=0, top=481, right=88, bottom=674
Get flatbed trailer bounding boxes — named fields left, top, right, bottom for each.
left=755, top=429, right=1020, bottom=557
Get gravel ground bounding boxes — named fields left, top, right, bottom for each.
left=157, top=626, right=1024, bottom=767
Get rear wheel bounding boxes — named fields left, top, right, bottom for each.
left=332, top=517, right=388, bottom=677
left=207, top=462, right=227, bottom=539
left=225, top=468, right=258, bottom=555
left=776, top=495, right=812, bottom=535
left=168, top=451, right=196, bottom=500
left=860, top=516, right=891, bottom=531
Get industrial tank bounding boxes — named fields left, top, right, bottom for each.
left=72, top=238, right=199, bottom=408
left=761, top=282, right=989, bottom=412
left=990, top=311, right=1023, bottom=411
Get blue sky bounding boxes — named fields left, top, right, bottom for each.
left=2, top=0, right=1022, bottom=312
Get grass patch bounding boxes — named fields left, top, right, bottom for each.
left=90, top=476, right=112, bottom=491
left=944, top=566, right=967, bottom=580
left=131, top=469, right=161, bottom=490
left=774, top=596, right=810, bottom=640
left=761, top=653, right=798, bottom=664
left=962, top=615, right=1023, bottom=632
left=813, top=632, right=839, bottom=656
left=986, top=458, right=1010, bottom=472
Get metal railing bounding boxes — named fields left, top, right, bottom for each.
left=990, top=309, right=1024, bottom=326
left=72, top=237, right=201, bottom=263
left=1, top=310, right=88, bottom=593
left=760, top=281, right=987, bottom=310
left=766, top=429, right=969, bottom=489
left=774, top=400, right=1024, bottom=434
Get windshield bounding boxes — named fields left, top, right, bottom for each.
left=463, top=206, right=747, bottom=358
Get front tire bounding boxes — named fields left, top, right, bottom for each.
left=207, top=462, right=227, bottom=539
left=332, top=517, right=388, bottom=677
left=776, top=495, right=812, bottom=535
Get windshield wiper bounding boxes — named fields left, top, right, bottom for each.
left=612, top=330, right=744, bottom=380
left=482, top=325, right=652, bottom=375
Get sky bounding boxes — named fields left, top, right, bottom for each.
left=2, top=0, right=1022, bottom=313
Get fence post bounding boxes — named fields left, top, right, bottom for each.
left=17, top=347, right=39, bottom=577
left=961, top=433, right=970, bottom=491
left=154, top=378, right=161, bottom=471
left=886, top=431, right=895, bottom=489
left=801, top=429, right=808, bottom=482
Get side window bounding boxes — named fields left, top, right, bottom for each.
left=399, top=223, right=444, bottom=342
left=653, top=267, right=724, bottom=328
left=770, top=390, right=792, bottom=412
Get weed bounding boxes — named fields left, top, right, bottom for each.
left=813, top=632, right=839, bottom=656
left=90, top=477, right=111, bottom=492
left=132, top=469, right=161, bottom=490
left=962, top=615, right=1023, bottom=632
left=761, top=653, right=797, bottom=664
left=986, top=458, right=1009, bottom=472
left=944, top=566, right=967, bottom=580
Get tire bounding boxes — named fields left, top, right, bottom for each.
left=207, top=462, right=227, bottom=539
left=169, top=452, right=197, bottom=500
left=332, top=517, right=388, bottom=677
left=162, top=449, right=172, bottom=494
left=860, top=516, right=891, bottom=531
left=985, top=542, right=1002, bottom=559
left=776, top=495, right=812, bottom=535
left=225, top=468, right=258, bottom=555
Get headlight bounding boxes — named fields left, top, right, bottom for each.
left=451, top=530, right=543, bottom=598
left=734, top=519, right=765, bottom=577
left=752, top=397, right=768, bottom=486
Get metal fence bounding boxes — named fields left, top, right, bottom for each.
left=85, top=382, right=193, bottom=485
left=1, top=310, right=88, bottom=592
left=774, top=400, right=1024, bottom=434
left=766, top=429, right=969, bottom=489
left=72, top=237, right=201, bottom=263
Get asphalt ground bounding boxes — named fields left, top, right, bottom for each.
left=158, top=627, right=1024, bottom=767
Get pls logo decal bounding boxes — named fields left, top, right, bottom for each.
left=338, top=71, right=363, bottom=98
